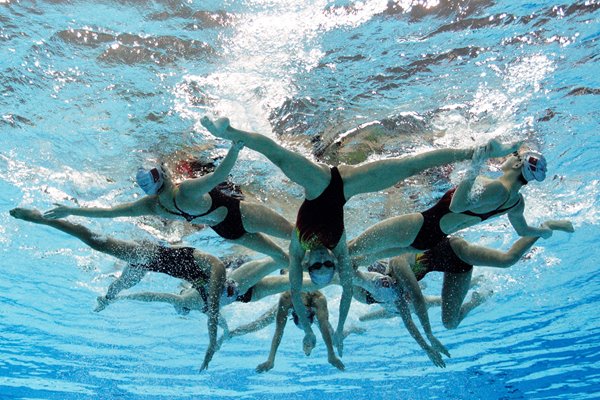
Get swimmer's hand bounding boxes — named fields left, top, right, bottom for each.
left=94, top=296, right=113, bottom=312
left=303, top=331, right=317, bottom=356
left=333, top=330, right=344, bottom=358
left=328, top=354, right=345, bottom=371
left=200, top=341, right=217, bottom=372
left=484, top=139, right=523, bottom=159
left=256, top=360, right=274, bottom=373
left=425, top=346, right=446, bottom=368
left=427, top=334, right=451, bottom=358
left=542, top=220, right=575, bottom=233
left=201, top=117, right=235, bottom=140
left=232, top=140, right=245, bottom=152
left=43, top=204, right=74, bottom=219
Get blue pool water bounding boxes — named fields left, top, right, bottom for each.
left=1, top=1, right=599, bottom=399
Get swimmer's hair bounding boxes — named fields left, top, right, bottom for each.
left=175, top=156, right=223, bottom=178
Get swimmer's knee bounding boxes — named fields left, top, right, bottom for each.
left=442, top=314, right=461, bottom=330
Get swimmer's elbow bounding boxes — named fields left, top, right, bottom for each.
left=496, top=254, right=519, bottom=268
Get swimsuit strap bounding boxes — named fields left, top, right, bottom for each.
left=461, top=195, right=522, bottom=221
left=157, top=192, right=218, bottom=223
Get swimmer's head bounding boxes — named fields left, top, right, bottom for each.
left=519, top=150, right=547, bottom=182
left=174, top=304, right=191, bottom=316
left=503, top=149, right=547, bottom=183
left=306, top=247, right=337, bottom=286
left=136, top=165, right=165, bottom=195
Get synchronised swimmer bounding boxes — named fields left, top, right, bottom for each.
left=10, top=116, right=574, bottom=371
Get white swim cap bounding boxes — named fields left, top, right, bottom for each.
left=136, top=166, right=165, bottom=195
left=520, top=151, right=547, bottom=182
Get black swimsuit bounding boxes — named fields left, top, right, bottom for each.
left=410, top=187, right=521, bottom=251
left=295, top=167, right=347, bottom=250
left=160, top=185, right=247, bottom=240
left=411, top=237, right=473, bottom=281
left=132, top=246, right=212, bottom=310
left=291, top=306, right=316, bottom=327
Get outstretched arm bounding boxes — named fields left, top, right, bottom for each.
left=43, top=196, right=156, bottom=220
left=256, top=296, right=291, bottom=373
left=177, top=141, right=244, bottom=204
left=227, top=303, right=279, bottom=338
left=359, top=308, right=395, bottom=322
left=115, top=291, right=184, bottom=305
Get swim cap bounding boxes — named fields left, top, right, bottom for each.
left=520, top=151, right=547, bottom=182
left=371, top=276, right=398, bottom=303
left=308, top=261, right=335, bottom=286
left=136, top=166, right=164, bottom=195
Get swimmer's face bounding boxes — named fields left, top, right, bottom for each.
left=501, top=150, right=524, bottom=171
left=307, top=248, right=337, bottom=286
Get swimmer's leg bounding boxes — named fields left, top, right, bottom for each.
left=232, top=232, right=289, bottom=267
left=10, top=208, right=154, bottom=264
left=95, top=265, right=147, bottom=312
left=440, top=270, right=473, bottom=329
left=227, top=257, right=280, bottom=294
left=201, top=117, right=330, bottom=198
left=342, top=147, right=475, bottom=198
left=239, top=202, right=294, bottom=240
left=348, top=213, right=423, bottom=258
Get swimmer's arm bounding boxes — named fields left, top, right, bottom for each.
left=227, top=303, right=279, bottom=338
left=200, top=261, right=227, bottom=371
left=44, top=196, right=156, bottom=219
left=178, top=141, right=244, bottom=202
left=507, top=199, right=552, bottom=238
left=459, top=219, right=574, bottom=268
left=359, top=308, right=394, bottom=322
left=115, top=292, right=183, bottom=305
left=353, top=270, right=387, bottom=292
left=450, top=138, right=523, bottom=213
left=256, top=298, right=290, bottom=372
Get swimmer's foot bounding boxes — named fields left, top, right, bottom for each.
left=94, top=296, right=113, bottom=312
left=485, top=139, right=523, bottom=158
left=10, top=208, right=45, bottom=223
left=470, top=275, right=484, bottom=288
left=471, top=289, right=493, bottom=306
left=201, top=117, right=236, bottom=140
